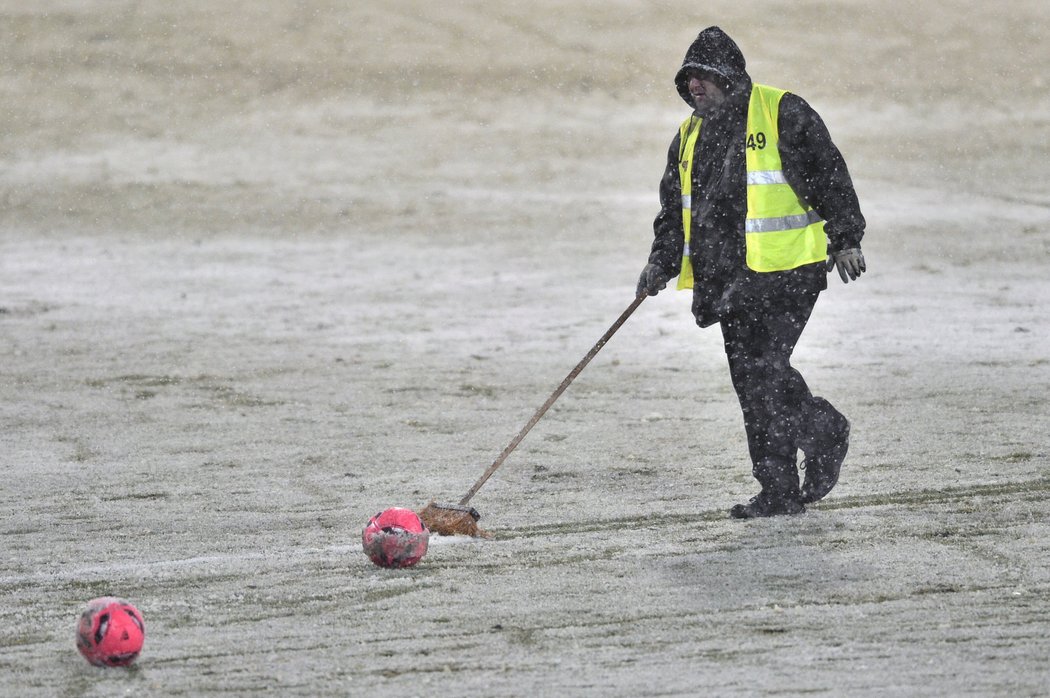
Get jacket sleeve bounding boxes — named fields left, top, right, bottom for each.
left=778, top=93, right=865, bottom=252
left=647, top=132, right=685, bottom=276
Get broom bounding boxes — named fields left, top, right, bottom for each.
left=419, top=294, right=646, bottom=537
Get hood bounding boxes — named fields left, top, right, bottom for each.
left=674, top=26, right=749, bottom=107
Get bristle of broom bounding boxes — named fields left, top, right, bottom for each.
left=418, top=502, right=493, bottom=538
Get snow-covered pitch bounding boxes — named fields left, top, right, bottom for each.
left=2, top=2, right=1048, bottom=695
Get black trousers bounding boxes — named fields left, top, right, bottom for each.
left=719, top=288, right=832, bottom=475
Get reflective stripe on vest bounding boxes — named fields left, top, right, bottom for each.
left=675, top=84, right=827, bottom=289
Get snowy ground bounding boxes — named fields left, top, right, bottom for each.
left=2, top=2, right=1049, bottom=696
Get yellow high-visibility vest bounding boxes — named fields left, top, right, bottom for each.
left=676, top=84, right=827, bottom=290
left=675, top=115, right=703, bottom=290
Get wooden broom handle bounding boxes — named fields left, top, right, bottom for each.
left=459, top=294, right=646, bottom=506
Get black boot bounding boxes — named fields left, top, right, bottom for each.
left=729, top=458, right=805, bottom=519
left=797, top=397, right=850, bottom=504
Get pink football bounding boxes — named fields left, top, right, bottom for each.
left=362, top=508, right=430, bottom=568
left=75, top=597, right=145, bottom=667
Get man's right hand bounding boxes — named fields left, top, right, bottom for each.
left=637, top=263, right=671, bottom=297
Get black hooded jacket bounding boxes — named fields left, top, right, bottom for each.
left=647, top=27, right=866, bottom=327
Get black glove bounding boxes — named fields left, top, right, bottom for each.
left=827, top=248, right=866, bottom=283
left=637, top=263, right=671, bottom=297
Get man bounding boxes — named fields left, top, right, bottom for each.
left=637, top=26, right=866, bottom=518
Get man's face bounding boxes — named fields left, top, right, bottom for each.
left=687, top=72, right=728, bottom=116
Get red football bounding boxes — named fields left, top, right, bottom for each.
left=362, top=508, right=430, bottom=568
left=75, top=597, right=145, bottom=667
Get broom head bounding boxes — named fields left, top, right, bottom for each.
left=418, top=501, right=493, bottom=538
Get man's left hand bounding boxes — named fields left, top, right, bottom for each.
left=827, top=248, right=866, bottom=283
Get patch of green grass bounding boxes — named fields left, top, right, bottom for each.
left=99, top=491, right=170, bottom=501
left=201, top=385, right=282, bottom=408
left=459, top=383, right=497, bottom=397
left=62, top=579, right=121, bottom=595
left=989, top=452, right=1034, bottom=463
left=913, top=583, right=964, bottom=596
left=71, top=442, right=98, bottom=462
left=361, top=585, right=425, bottom=603
left=755, top=626, right=790, bottom=635
left=0, top=634, right=49, bottom=649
